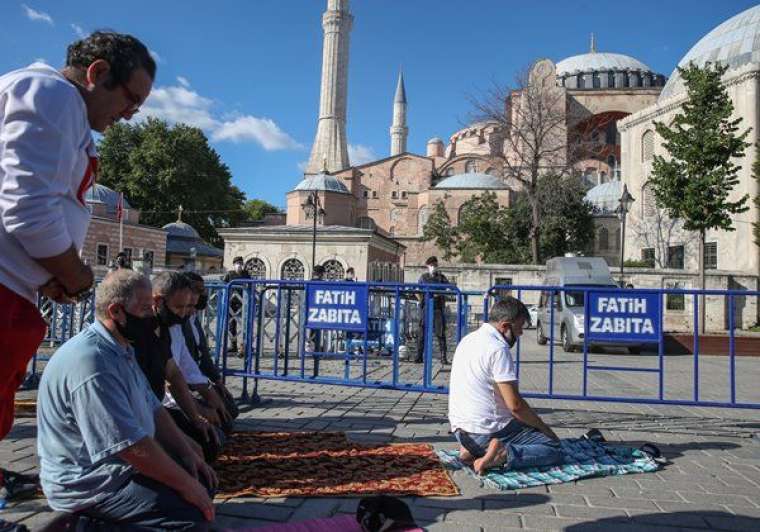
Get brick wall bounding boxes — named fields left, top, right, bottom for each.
left=82, top=217, right=167, bottom=275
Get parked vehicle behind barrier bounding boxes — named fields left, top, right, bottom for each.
left=536, top=256, right=642, bottom=354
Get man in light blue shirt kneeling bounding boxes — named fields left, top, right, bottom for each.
left=37, top=269, right=217, bottom=529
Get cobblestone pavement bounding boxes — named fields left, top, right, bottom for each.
left=3, top=368, right=760, bottom=532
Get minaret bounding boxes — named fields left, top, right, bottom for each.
left=590, top=32, right=597, bottom=53
left=305, top=0, right=353, bottom=174
left=390, top=72, right=408, bottom=156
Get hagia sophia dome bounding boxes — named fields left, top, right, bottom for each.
left=659, top=4, right=760, bottom=101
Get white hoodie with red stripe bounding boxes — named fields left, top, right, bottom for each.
left=0, top=63, right=96, bottom=303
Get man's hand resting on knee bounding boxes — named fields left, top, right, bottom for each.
left=497, top=381, right=559, bottom=441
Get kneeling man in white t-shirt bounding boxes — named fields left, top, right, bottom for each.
left=448, top=297, right=562, bottom=474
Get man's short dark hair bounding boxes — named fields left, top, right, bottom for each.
left=183, top=271, right=205, bottom=292
left=346, top=267, right=355, bottom=274
left=489, top=296, right=530, bottom=324
left=232, top=256, right=244, bottom=264
left=425, top=256, right=438, bottom=266
left=66, top=31, right=156, bottom=88
left=152, top=271, right=192, bottom=298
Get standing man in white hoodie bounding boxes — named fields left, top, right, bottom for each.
left=0, top=31, right=154, bottom=508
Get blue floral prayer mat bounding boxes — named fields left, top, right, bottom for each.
left=436, top=438, right=662, bottom=491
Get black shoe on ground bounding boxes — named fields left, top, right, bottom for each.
left=413, top=357, right=423, bottom=364
left=582, top=428, right=606, bottom=443
left=0, top=469, right=38, bottom=502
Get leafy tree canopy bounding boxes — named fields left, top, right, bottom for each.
left=98, top=117, right=246, bottom=246
left=423, top=175, right=594, bottom=264
left=243, top=199, right=282, bottom=222
left=650, top=62, right=750, bottom=234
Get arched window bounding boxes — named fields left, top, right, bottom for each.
left=417, top=207, right=430, bottom=235
left=598, top=228, right=609, bottom=251
left=642, top=181, right=656, bottom=217
left=457, top=204, right=467, bottom=225
left=464, top=160, right=478, bottom=173
left=642, top=130, right=655, bottom=163
left=245, top=257, right=266, bottom=280
left=356, top=216, right=376, bottom=230
left=322, top=259, right=345, bottom=281
left=281, top=258, right=305, bottom=280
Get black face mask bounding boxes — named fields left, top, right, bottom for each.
left=196, top=293, right=208, bottom=311
left=502, top=327, right=518, bottom=349
left=159, top=302, right=186, bottom=326
left=116, top=309, right=156, bottom=344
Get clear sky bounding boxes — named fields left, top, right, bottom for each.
left=2, top=0, right=758, bottom=209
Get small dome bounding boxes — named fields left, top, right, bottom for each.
left=556, top=52, right=653, bottom=76
left=85, top=184, right=132, bottom=210
left=162, top=221, right=201, bottom=239
left=584, top=180, right=623, bottom=214
left=659, top=5, right=760, bottom=101
left=434, top=172, right=507, bottom=190
left=292, top=173, right=350, bottom=194
left=427, top=137, right=444, bottom=144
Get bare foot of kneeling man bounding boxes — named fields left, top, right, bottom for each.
left=473, top=439, right=508, bottom=475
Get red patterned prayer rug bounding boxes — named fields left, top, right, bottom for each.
left=215, top=431, right=459, bottom=498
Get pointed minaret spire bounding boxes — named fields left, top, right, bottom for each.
left=390, top=71, right=408, bottom=156
left=590, top=32, right=597, bottom=53
left=177, top=204, right=183, bottom=222
left=305, top=0, right=353, bottom=175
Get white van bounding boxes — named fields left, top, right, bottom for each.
left=536, top=256, right=641, bottom=354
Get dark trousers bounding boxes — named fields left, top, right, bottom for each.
left=79, top=470, right=214, bottom=531
left=214, top=382, right=239, bottom=420
left=415, top=310, right=447, bottom=362
left=167, top=407, right=225, bottom=463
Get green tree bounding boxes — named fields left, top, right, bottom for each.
left=422, top=176, right=593, bottom=264
left=422, top=196, right=457, bottom=260
left=98, top=118, right=246, bottom=245
left=650, top=62, right=750, bottom=331
left=242, top=199, right=282, bottom=222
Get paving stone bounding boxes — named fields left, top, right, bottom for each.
left=414, top=497, right=482, bottom=511
left=522, top=514, right=602, bottom=530
left=611, top=486, right=687, bottom=502
left=553, top=503, right=628, bottom=520
left=628, top=511, right=712, bottom=529
left=444, top=509, right=522, bottom=528
left=587, top=496, right=660, bottom=511
left=676, top=491, right=758, bottom=508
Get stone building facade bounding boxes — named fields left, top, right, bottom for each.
left=218, top=224, right=404, bottom=282
left=619, top=5, right=760, bottom=280
left=82, top=184, right=166, bottom=276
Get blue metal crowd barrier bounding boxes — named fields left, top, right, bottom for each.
left=26, top=278, right=760, bottom=411
left=216, top=279, right=475, bottom=398
left=483, top=285, right=760, bottom=410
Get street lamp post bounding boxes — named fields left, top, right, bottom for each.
left=616, top=184, right=635, bottom=285
left=302, top=191, right=326, bottom=270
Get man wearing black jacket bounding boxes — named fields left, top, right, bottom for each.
left=416, top=256, right=452, bottom=365
left=222, top=256, right=249, bottom=353
left=183, top=272, right=238, bottom=424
